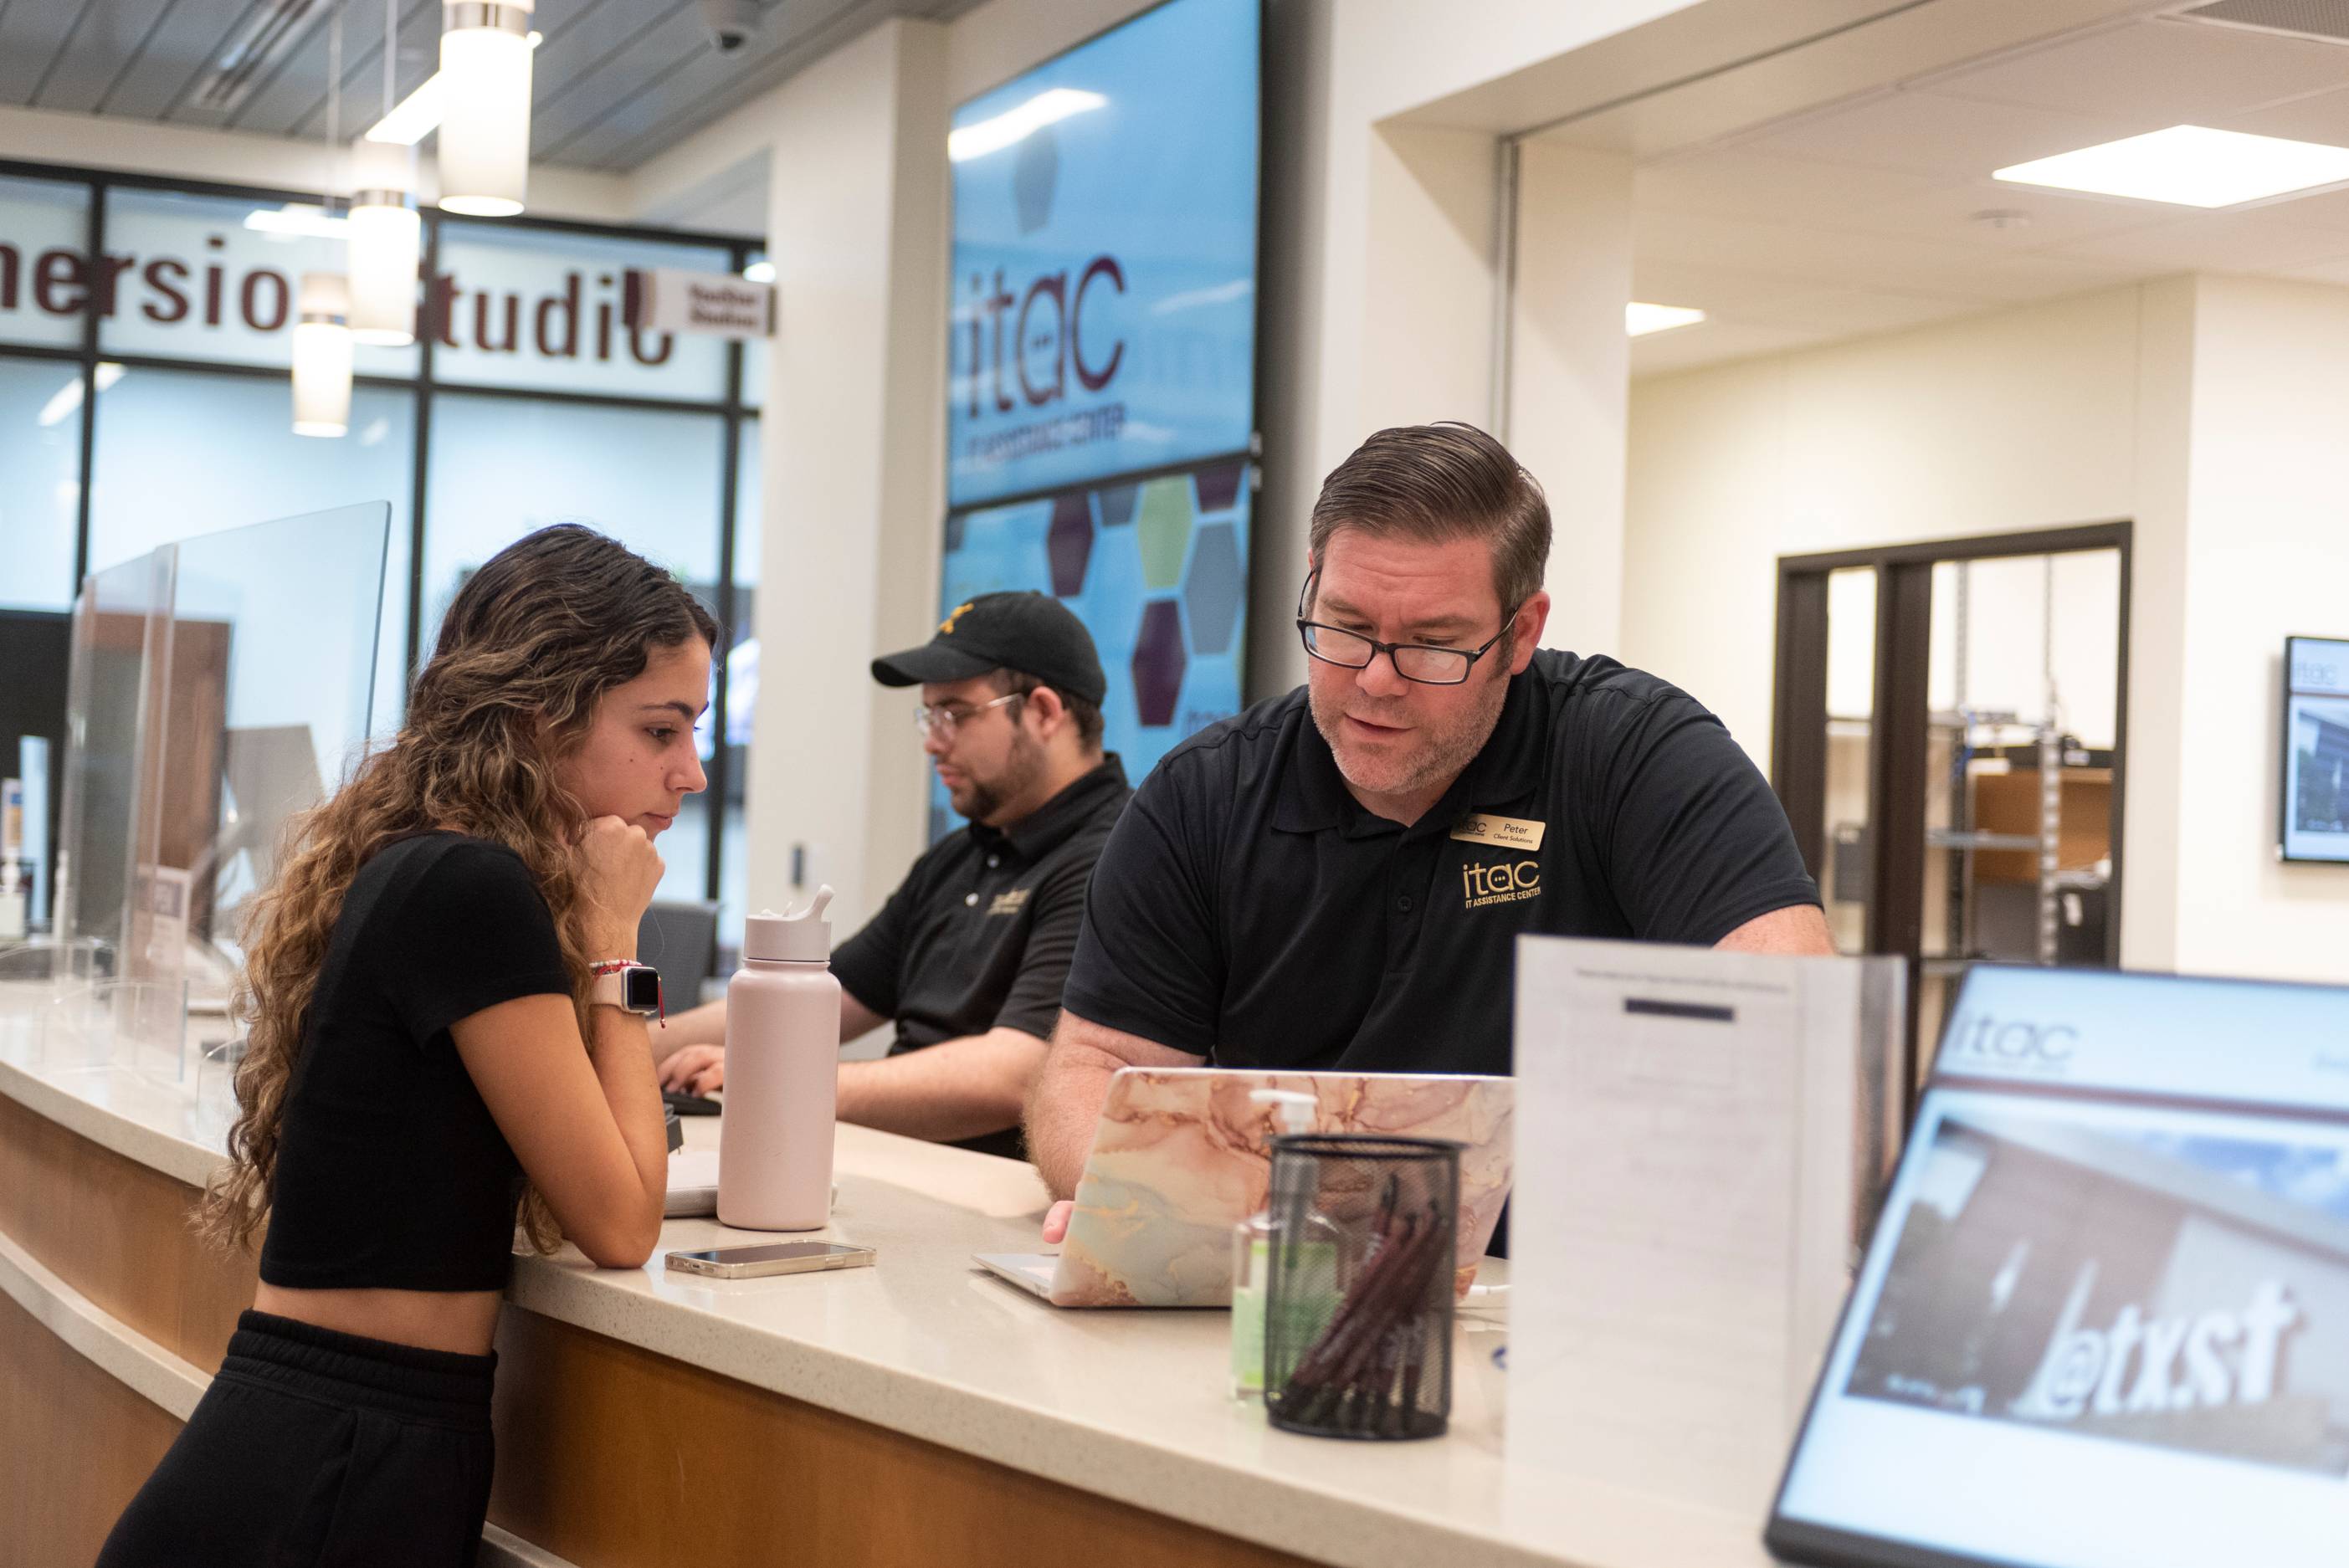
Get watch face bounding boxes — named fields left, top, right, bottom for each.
left=623, top=966, right=662, bottom=1012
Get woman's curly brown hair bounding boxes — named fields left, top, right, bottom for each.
left=197, top=524, right=717, bottom=1253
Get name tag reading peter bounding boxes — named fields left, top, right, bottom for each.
left=1449, top=813, right=1546, bottom=852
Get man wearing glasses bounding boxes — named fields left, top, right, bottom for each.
left=658, top=592, right=1129, bottom=1159
left=1027, top=422, right=1831, bottom=1226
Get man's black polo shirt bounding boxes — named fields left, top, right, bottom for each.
left=830, top=757, right=1131, bottom=1159
left=1062, top=652, right=1818, bottom=1077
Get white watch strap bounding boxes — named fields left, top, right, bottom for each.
left=590, top=970, right=628, bottom=1008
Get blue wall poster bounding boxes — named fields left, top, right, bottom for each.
left=931, top=458, right=1252, bottom=841
left=945, top=0, right=1259, bottom=508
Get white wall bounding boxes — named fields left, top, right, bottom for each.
left=1623, top=284, right=2152, bottom=762
left=744, top=18, right=949, bottom=937
left=2170, top=274, right=2349, bottom=983
left=1623, top=273, right=2349, bottom=981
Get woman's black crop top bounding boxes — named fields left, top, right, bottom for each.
left=258, top=833, right=572, bottom=1293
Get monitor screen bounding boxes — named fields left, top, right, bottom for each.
left=2282, top=636, right=2349, bottom=864
left=1768, top=965, right=2349, bottom=1568
left=944, top=0, right=1259, bottom=508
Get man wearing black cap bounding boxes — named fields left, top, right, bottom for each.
left=655, top=591, right=1131, bottom=1159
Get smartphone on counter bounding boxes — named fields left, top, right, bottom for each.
left=664, top=1241, right=876, bottom=1279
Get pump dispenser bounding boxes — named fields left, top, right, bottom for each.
left=718, top=887, right=841, bottom=1231
left=1231, top=1089, right=1325, bottom=1398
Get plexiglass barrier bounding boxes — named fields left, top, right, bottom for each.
left=33, top=502, right=388, bottom=1089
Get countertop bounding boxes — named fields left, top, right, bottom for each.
left=0, top=980, right=1777, bottom=1568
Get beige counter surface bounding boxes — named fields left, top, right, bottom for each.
left=0, top=984, right=1777, bottom=1568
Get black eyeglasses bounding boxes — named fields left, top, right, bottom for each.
left=1293, top=569, right=1516, bottom=687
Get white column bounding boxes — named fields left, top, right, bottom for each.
left=1506, top=140, right=1633, bottom=657
left=749, top=19, right=947, bottom=935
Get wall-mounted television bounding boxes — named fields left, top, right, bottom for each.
left=943, top=0, right=1259, bottom=510
left=929, top=0, right=1260, bottom=840
left=2281, top=635, right=2349, bottom=863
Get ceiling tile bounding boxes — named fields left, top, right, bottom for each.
left=1721, top=287, right=1992, bottom=336
left=0, top=1, right=100, bottom=105
left=2041, top=206, right=2349, bottom=269
left=2221, top=81, right=2349, bottom=146
left=280, top=0, right=441, bottom=141
left=29, top=0, right=182, bottom=115
left=1746, top=89, right=2148, bottom=181
left=1630, top=320, right=1829, bottom=378
left=586, top=0, right=882, bottom=170
left=1634, top=146, right=1951, bottom=226
left=1830, top=177, right=2180, bottom=251
left=528, top=1, right=701, bottom=158
left=101, top=3, right=248, bottom=120
left=1922, top=17, right=2349, bottom=123
left=1628, top=256, right=1818, bottom=312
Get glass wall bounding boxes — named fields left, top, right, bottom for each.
left=0, top=161, right=763, bottom=937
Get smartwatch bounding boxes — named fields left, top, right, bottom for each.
left=590, top=961, right=663, bottom=1018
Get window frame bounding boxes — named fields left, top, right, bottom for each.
left=0, top=157, right=761, bottom=909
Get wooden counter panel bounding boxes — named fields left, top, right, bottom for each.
left=0, top=1287, right=183, bottom=1568
left=0, top=1090, right=254, bottom=1372
left=490, top=1308, right=1322, bottom=1568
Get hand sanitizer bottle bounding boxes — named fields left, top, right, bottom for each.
left=718, top=887, right=840, bottom=1231
left=1232, top=1087, right=1321, bottom=1400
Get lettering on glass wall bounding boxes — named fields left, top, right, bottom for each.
left=0, top=233, right=678, bottom=366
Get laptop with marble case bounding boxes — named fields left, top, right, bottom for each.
left=976, top=1065, right=1514, bottom=1308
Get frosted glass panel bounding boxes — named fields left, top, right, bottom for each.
left=0, top=357, right=85, bottom=611
left=0, top=175, right=90, bottom=350
left=423, top=392, right=722, bottom=906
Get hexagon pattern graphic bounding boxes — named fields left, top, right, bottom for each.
left=1195, top=459, right=1244, bottom=513
left=1131, top=599, right=1187, bottom=726
left=1013, top=122, right=1060, bottom=235
left=1047, top=493, right=1095, bottom=597
left=1183, top=523, right=1243, bottom=655
left=936, top=455, right=1251, bottom=842
left=1136, top=478, right=1193, bottom=589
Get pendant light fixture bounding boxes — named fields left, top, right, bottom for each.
left=347, top=0, right=419, bottom=346
left=294, top=1, right=355, bottom=438
left=292, top=274, right=356, bottom=437
left=438, top=0, right=535, bottom=217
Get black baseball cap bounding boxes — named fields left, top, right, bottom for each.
left=871, top=591, right=1108, bottom=706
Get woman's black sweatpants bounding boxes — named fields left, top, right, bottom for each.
left=95, top=1309, right=497, bottom=1568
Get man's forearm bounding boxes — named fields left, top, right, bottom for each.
left=1024, top=1043, right=1122, bottom=1199
left=834, top=1027, right=1046, bottom=1145
left=653, top=997, right=728, bottom=1063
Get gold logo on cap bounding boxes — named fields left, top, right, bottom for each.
left=939, top=602, right=975, bottom=636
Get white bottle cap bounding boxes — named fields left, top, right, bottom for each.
left=1250, top=1087, right=1316, bottom=1135
left=743, top=884, right=833, bottom=963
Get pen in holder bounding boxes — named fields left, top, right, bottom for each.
left=1262, top=1134, right=1459, bottom=1441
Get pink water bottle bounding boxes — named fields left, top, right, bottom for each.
left=717, top=886, right=840, bottom=1231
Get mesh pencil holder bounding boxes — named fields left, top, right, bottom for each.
left=1261, top=1134, right=1459, bottom=1441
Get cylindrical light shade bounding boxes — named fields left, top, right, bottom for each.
left=347, top=197, right=420, bottom=345
left=438, top=2, right=534, bottom=218
left=292, top=273, right=354, bottom=438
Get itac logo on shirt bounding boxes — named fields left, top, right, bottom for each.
left=1462, top=859, right=1541, bottom=910
left=1939, top=1010, right=2079, bottom=1076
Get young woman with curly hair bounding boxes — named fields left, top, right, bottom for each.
left=96, top=524, right=715, bottom=1568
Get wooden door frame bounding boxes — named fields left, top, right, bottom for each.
left=1770, top=522, right=2135, bottom=1096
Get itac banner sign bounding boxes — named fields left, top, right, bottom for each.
left=945, top=0, right=1259, bottom=506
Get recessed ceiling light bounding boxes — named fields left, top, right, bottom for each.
left=1994, top=125, right=2349, bottom=208
left=1626, top=302, right=1705, bottom=337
